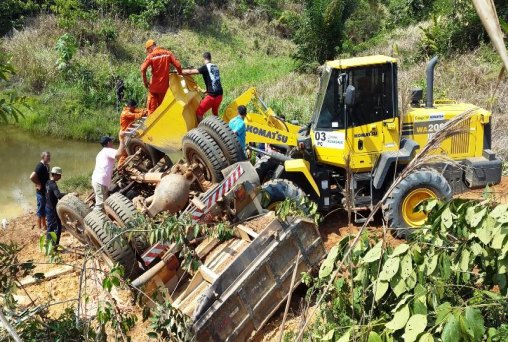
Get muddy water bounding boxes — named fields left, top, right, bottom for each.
left=0, top=127, right=98, bottom=220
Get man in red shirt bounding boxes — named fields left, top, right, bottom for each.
left=141, top=39, right=182, bottom=114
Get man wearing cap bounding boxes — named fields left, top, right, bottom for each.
left=182, top=52, right=223, bottom=121
left=141, top=39, right=182, bottom=114
left=45, top=166, right=66, bottom=246
left=91, top=136, right=124, bottom=211
left=118, top=99, right=145, bottom=166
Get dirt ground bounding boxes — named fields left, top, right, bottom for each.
left=3, top=177, right=508, bottom=340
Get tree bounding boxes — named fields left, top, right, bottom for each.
left=293, top=0, right=357, bottom=71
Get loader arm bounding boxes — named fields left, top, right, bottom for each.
left=223, top=87, right=302, bottom=147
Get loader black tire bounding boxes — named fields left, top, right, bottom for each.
left=261, top=179, right=306, bottom=210
left=105, top=193, right=149, bottom=254
left=56, top=194, right=91, bottom=245
left=255, top=155, right=279, bottom=183
left=198, top=116, right=245, bottom=164
left=383, top=170, right=452, bottom=239
left=84, top=210, right=143, bottom=280
left=182, top=128, right=228, bottom=183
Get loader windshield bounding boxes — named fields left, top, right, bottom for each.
left=313, top=63, right=396, bottom=130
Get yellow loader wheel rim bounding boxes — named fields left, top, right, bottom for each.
left=401, top=188, right=437, bottom=227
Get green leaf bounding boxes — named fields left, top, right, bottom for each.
left=464, top=307, right=485, bottom=340
left=470, top=243, right=484, bottom=257
left=441, top=207, right=454, bottom=229
left=375, top=280, right=389, bottom=302
left=477, top=216, right=495, bottom=244
left=380, top=257, right=400, bottom=281
left=362, top=241, right=383, bottom=263
left=498, top=258, right=508, bottom=274
left=391, top=272, right=408, bottom=297
left=413, top=298, right=427, bottom=315
left=460, top=249, right=470, bottom=272
left=418, top=333, right=434, bottom=342
left=368, top=331, right=382, bottom=342
left=405, top=270, right=417, bottom=290
left=491, top=229, right=507, bottom=250
left=391, top=244, right=410, bottom=257
left=435, top=302, right=453, bottom=325
left=322, top=329, right=334, bottom=341
left=442, top=314, right=460, bottom=342
left=400, top=253, right=413, bottom=279
left=440, top=253, right=452, bottom=280
left=426, top=254, right=438, bottom=276
left=489, top=203, right=508, bottom=219
left=319, top=245, right=339, bottom=278
left=466, top=206, right=486, bottom=227
left=386, top=304, right=410, bottom=331
left=337, top=328, right=351, bottom=342
left=404, top=314, right=427, bottom=342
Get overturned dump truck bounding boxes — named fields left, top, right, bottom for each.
left=57, top=159, right=325, bottom=340
left=133, top=213, right=324, bottom=341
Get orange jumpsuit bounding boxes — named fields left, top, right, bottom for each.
left=118, top=106, right=144, bottom=166
left=141, top=47, right=182, bottom=114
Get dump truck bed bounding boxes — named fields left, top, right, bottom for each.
left=170, top=213, right=326, bottom=341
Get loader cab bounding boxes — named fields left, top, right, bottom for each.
left=310, top=55, right=400, bottom=171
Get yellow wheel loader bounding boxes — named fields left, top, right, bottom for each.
left=258, top=55, right=502, bottom=237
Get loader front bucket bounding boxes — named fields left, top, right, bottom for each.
left=136, top=74, right=201, bottom=154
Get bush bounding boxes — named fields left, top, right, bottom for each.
left=293, top=0, right=357, bottom=71
left=386, top=0, right=436, bottom=28
left=420, top=0, right=508, bottom=57
left=343, top=0, right=385, bottom=52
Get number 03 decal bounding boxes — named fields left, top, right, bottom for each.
left=313, top=131, right=345, bottom=149
left=315, top=132, right=326, bottom=141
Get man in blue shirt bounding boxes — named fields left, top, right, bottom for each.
left=229, top=105, right=247, bottom=157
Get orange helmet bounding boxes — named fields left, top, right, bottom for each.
left=145, top=39, right=156, bottom=50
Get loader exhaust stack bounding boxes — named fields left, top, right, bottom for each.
left=426, top=56, right=438, bottom=108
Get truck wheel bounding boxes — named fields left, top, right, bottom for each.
left=56, top=194, right=91, bottom=245
left=84, top=210, right=143, bottom=280
left=261, top=179, right=306, bottom=210
left=199, top=116, right=245, bottom=164
left=183, top=128, right=227, bottom=183
left=383, top=170, right=452, bottom=239
left=105, top=193, right=149, bottom=254
left=125, top=138, right=155, bottom=171
left=255, top=155, right=278, bottom=183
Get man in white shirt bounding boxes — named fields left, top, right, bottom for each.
left=91, top=135, right=124, bottom=211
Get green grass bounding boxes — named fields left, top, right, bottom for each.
left=2, top=12, right=316, bottom=141
left=60, top=173, right=93, bottom=194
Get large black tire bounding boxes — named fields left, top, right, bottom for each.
left=84, top=210, right=143, bottom=280
left=182, top=128, right=228, bottom=183
left=198, top=116, right=245, bottom=164
left=255, top=155, right=279, bottom=183
left=383, top=170, right=452, bottom=239
left=56, top=194, right=91, bottom=245
left=105, top=193, right=149, bottom=254
left=260, top=179, right=306, bottom=210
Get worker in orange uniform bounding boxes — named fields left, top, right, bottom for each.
left=118, top=99, right=145, bottom=166
left=141, top=39, right=183, bottom=114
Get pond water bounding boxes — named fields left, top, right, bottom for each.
left=0, top=126, right=99, bottom=220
